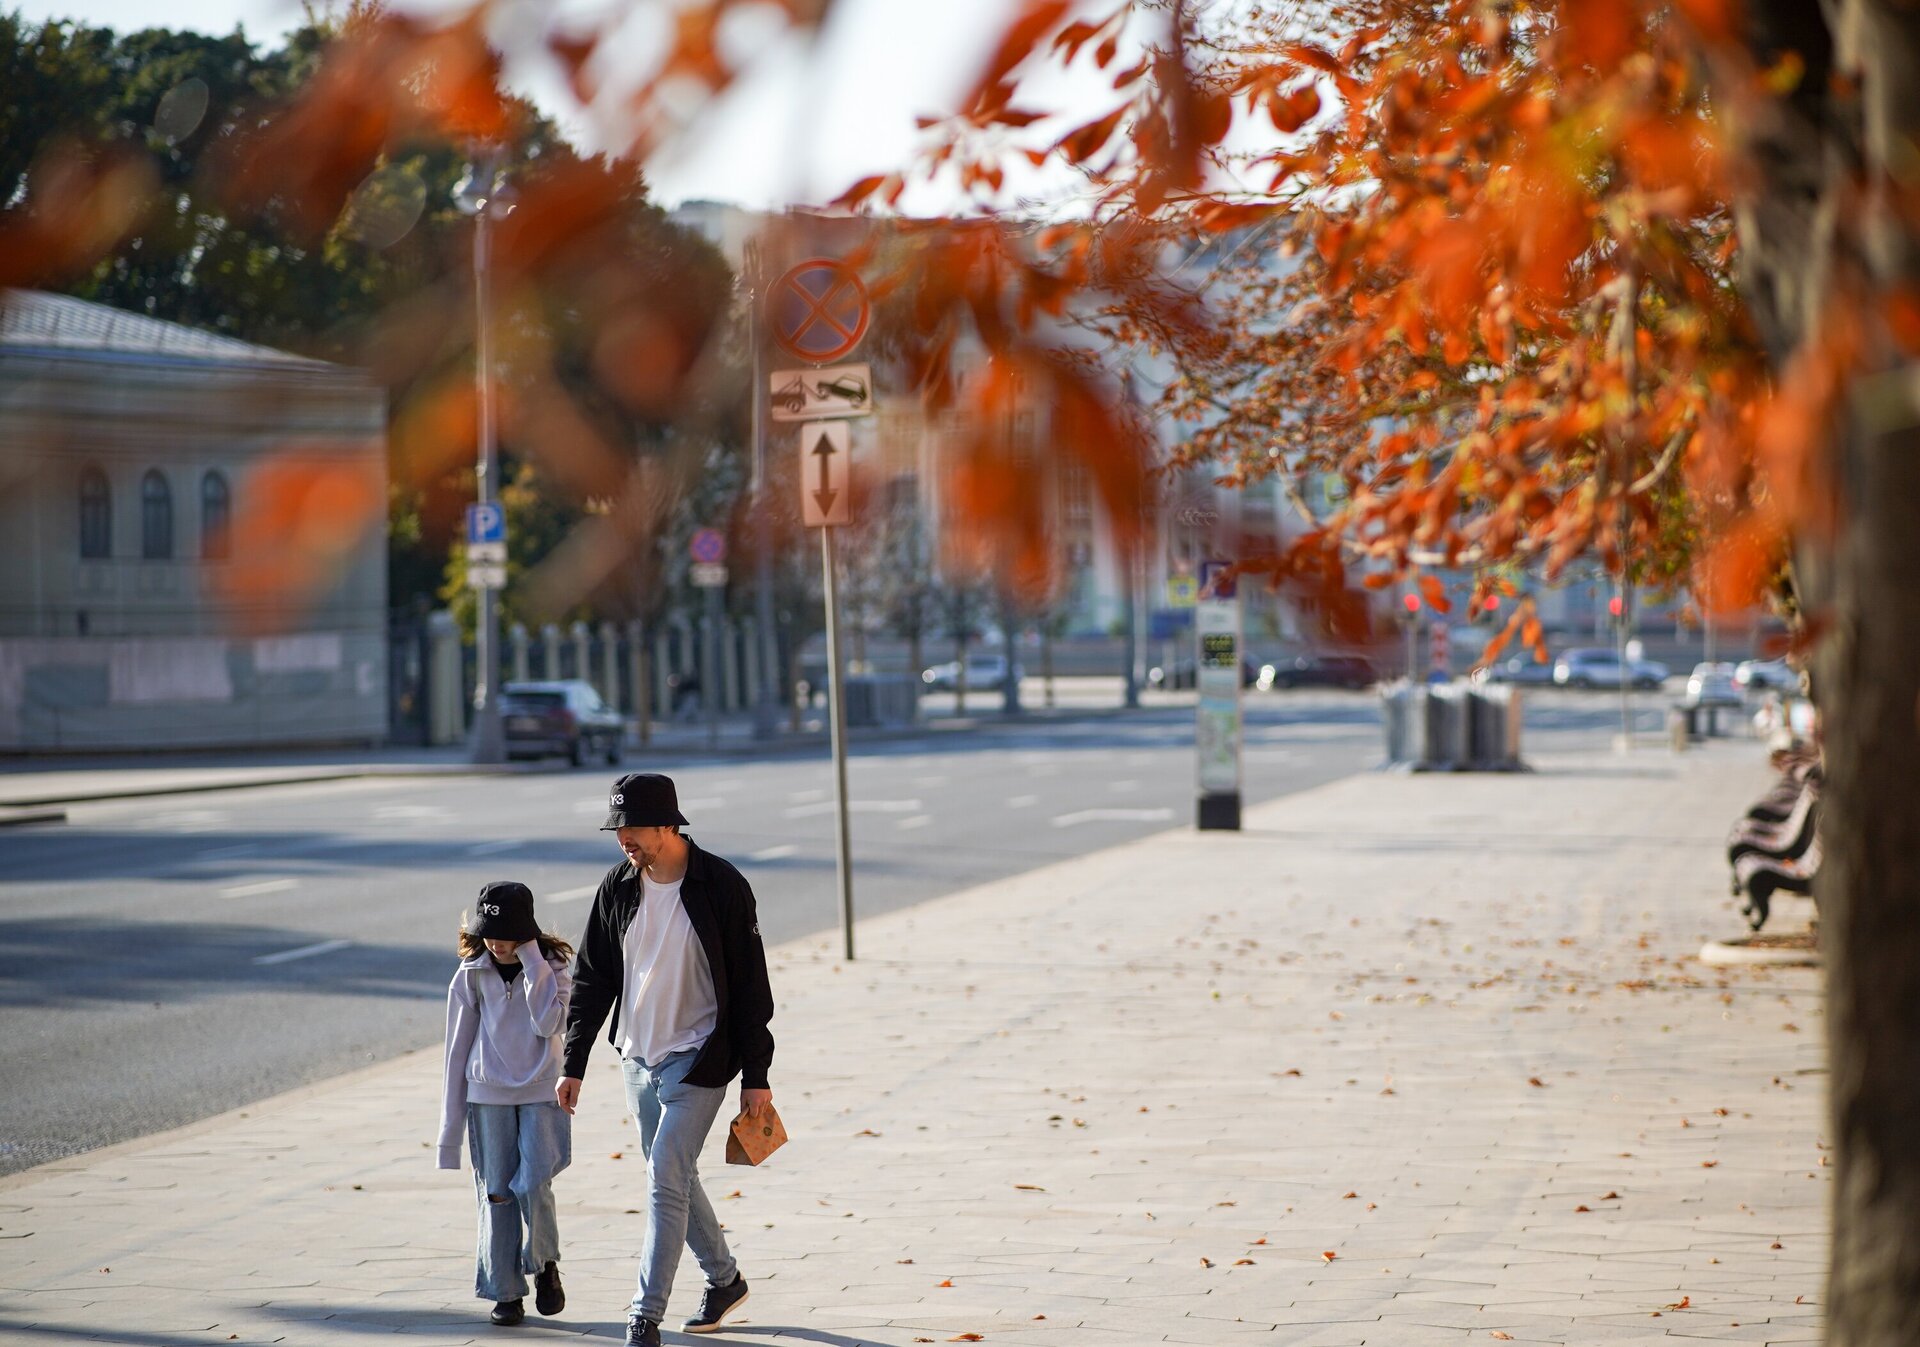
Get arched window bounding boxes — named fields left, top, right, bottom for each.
left=79, top=467, right=111, bottom=559
left=141, top=469, right=173, bottom=560
left=200, top=470, right=231, bottom=560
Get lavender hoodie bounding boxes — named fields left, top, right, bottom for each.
left=437, top=943, right=572, bottom=1169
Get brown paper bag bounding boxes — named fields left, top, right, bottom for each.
left=726, top=1105, right=788, bottom=1166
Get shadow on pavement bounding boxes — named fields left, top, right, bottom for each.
left=0, top=916, right=447, bottom=1009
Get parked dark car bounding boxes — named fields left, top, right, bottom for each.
left=1257, top=654, right=1379, bottom=690
left=501, top=680, right=625, bottom=766
left=1147, top=655, right=1261, bottom=690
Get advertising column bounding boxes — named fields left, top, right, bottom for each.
left=1195, top=575, right=1243, bottom=831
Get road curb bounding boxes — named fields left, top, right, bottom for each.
left=0, top=805, right=66, bottom=827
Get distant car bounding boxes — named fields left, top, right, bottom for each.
left=1258, top=654, right=1378, bottom=690
left=1471, top=654, right=1557, bottom=686
left=1553, top=647, right=1669, bottom=690
left=1684, top=662, right=1743, bottom=707
left=922, top=654, right=1021, bottom=693
left=501, top=680, right=625, bottom=766
left=1735, top=658, right=1799, bottom=695
left=1148, top=655, right=1261, bottom=690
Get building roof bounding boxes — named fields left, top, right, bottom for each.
left=0, top=289, right=328, bottom=368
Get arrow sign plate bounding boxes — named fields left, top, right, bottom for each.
left=770, top=363, right=874, bottom=422
left=800, top=420, right=852, bottom=528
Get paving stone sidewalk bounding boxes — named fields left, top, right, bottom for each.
left=0, top=740, right=1827, bottom=1345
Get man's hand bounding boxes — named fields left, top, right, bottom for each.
left=741, top=1087, right=772, bottom=1120
left=555, top=1077, right=582, bottom=1115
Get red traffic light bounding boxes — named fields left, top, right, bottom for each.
left=1403, top=594, right=1421, bottom=613
left=1483, top=596, right=1499, bottom=612
left=1608, top=596, right=1623, bottom=617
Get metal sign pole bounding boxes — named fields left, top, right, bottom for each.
left=821, top=525, right=856, bottom=960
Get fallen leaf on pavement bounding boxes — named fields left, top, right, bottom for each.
left=1701, top=1160, right=1719, bottom=1168
left=1492, top=1333, right=1514, bottom=1341
left=1575, top=1205, right=1591, bottom=1213
left=855, top=1129, right=880, bottom=1137
left=1014, top=1184, right=1046, bottom=1191
left=1322, top=1251, right=1338, bottom=1263
left=950, top=1336, right=983, bottom=1343
left=1665, top=1296, right=1692, bottom=1311
left=1527, top=1077, right=1545, bottom=1088
left=1600, top=1191, right=1620, bottom=1200
left=1233, top=1258, right=1255, bottom=1266
left=1342, top=1191, right=1358, bottom=1199
left=1199, top=1257, right=1214, bottom=1267
left=937, top=1279, right=954, bottom=1287
left=609, top=1152, right=623, bottom=1160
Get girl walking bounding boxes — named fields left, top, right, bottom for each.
left=438, top=880, right=575, bottom=1326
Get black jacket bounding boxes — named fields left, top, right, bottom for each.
left=561, top=839, right=775, bottom=1090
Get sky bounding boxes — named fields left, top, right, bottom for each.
left=9, top=0, right=1059, bottom=211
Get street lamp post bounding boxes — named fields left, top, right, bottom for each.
left=745, top=239, right=780, bottom=741
left=455, top=146, right=512, bottom=765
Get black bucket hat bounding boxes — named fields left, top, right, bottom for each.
left=600, top=772, right=690, bottom=831
left=470, top=880, right=541, bottom=943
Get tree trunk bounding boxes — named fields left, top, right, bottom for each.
left=1819, top=397, right=1920, bottom=1344
left=1731, top=4, right=1920, bottom=1339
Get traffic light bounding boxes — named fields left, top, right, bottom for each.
left=1608, top=595, right=1624, bottom=618
left=1403, top=594, right=1421, bottom=614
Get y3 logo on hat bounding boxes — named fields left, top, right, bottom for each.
left=481, top=902, right=501, bottom=916
left=611, top=793, right=624, bottom=805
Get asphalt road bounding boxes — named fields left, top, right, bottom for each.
left=0, top=686, right=1698, bottom=1176
left=0, top=698, right=1402, bottom=1176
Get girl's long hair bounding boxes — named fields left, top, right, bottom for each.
left=457, top=919, right=575, bottom=966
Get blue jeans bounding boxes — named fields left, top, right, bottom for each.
left=468, top=1100, right=570, bottom=1302
left=621, top=1049, right=737, bottom=1323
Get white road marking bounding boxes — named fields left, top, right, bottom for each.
left=749, top=844, right=799, bottom=862
left=784, top=799, right=922, bottom=818
left=253, top=938, right=351, bottom=966
left=1007, top=794, right=1039, bottom=808
left=548, top=884, right=599, bottom=903
left=896, top=815, right=932, bottom=831
left=220, top=878, right=299, bottom=898
left=467, top=839, right=524, bottom=856
left=1051, top=808, right=1175, bottom=829
left=374, top=804, right=453, bottom=821
left=139, top=810, right=229, bottom=832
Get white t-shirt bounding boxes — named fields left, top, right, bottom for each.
left=616, top=871, right=718, bottom=1066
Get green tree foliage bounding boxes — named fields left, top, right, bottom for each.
left=1, top=9, right=739, bottom=619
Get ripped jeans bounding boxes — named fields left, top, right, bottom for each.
left=468, top=1100, right=571, bottom=1301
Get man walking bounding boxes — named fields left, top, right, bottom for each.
left=557, top=772, right=775, bottom=1345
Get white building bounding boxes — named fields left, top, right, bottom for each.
left=0, top=291, right=389, bottom=750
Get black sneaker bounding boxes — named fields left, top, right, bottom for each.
left=682, top=1274, right=749, bottom=1333
left=534, top=1261, right=565, bottom=1316
left=626, top=1319, right=661, bottom=1347
left=489, top=1297, right=525, bottom=1326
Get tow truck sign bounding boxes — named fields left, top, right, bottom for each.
left=770, top=363, right=873, bottom=422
